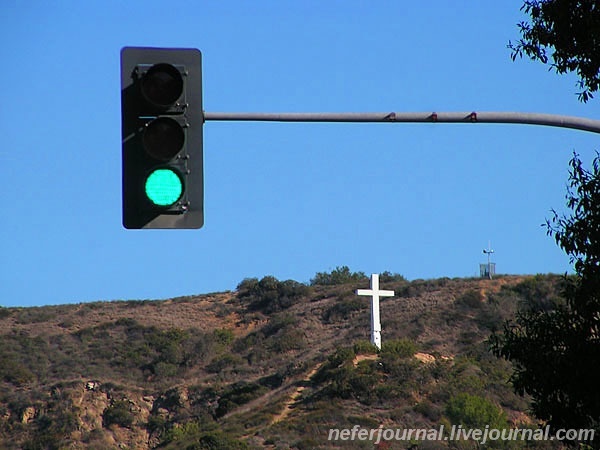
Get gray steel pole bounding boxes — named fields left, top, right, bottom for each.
left=203, top=111, right=600, bottom=134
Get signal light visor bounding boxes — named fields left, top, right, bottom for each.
left=140, top=63, right=184, bottom=108
left=143, top=117, right=185, bottom=161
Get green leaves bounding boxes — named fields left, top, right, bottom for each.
left=446, top=393, right=508, bottom=430
left=511, top=0, right=600, bottom=102
left=310, top=266, right=368, bottom=286
left=492, top=153, right=600, bottom=435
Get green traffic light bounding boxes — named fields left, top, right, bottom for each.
left=144, top=168, right=183, bottom=207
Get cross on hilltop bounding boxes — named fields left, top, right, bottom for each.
left=355, top=274, right=395, bottom=350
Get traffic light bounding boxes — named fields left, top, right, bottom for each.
left=120, top=47, right=203, bottom=229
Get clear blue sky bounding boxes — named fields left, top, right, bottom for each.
left=1, top=1, right=599, bottom=307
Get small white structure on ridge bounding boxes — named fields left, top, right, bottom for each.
left=481, top=241, right=495, bottom=279
left=355, top=273, right=395, bottom=350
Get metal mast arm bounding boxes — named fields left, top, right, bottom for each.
left=203, top=111, right=600, bottom=134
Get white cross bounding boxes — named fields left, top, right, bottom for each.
left=355, top=274, right=395, bottom=350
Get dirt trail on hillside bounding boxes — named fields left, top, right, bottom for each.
left=270, top=354, right=380, bottom=423
left=271, top=362, right=324, bottom=424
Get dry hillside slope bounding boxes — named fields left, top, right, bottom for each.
left=0, top=273, right=567, bottom=449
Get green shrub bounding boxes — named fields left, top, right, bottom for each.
left=323, top=298, right=367, bottom=322
left=353, top=340, right=378, bottom=355
left=232, top=314, right=305, bottom=358
left=22, top=409, right=79, bottom=450
left=147, top=414, right=167, bottom=435
left=445, top=393, right=507, bottom=429
left=396, top=278, right=451, bottom=298
left=237, top=276, right=309, bottom=313
left=153, top=361, right=180, bottom=378
left=381, top=338, right=417, bottom=358
left=446, top=357, right=486, bottom=396
left=313, top=347, right=352, bottom=383
left=455, top=290, right=483, bottom=308
left=381, top=358, right=418, bottom=387
left=327, top=346, right=356, bottom=368
left=14, top=308, right=57, bottom=324
left=115, top=317, right=138, bottom=327
left=313, top=347, right=384, bottom=404
left=190, top=431, right=249, bottom=450
left=0, top=333, right=48, bottom=386
left=262, top=313, right=297, bottom=337
left=324, top=363, right=380, bottom=404
left=475, top=304, right=504, bottom=331
left=414, top=400, right=442, bottom=422
left=215, top=382, right=267, bottom=418
left=0, top=358, right=35, bottom=385
left=379, top=271, right=407, bottom=282
left=258, top=372, right=285, bottom=389
left=102, top=400, right=134, bottom=428
left=206, top=354, right=243, bottom=373
left=213, top=328, right=234, bottom=346
left=310, top=266, right=367, bottom=286
left=268, top=327, right=306, bottom=352
left=161, top=422, right=202, bottom=446
left=511, top=274, right=564, bottom=313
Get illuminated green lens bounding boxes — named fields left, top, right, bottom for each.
left=145, top=168, right=183, bottom=207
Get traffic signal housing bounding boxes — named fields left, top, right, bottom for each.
left=121, top=47, right=203, bottom=229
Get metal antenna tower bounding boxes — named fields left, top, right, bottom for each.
left=482, top=241, right=495, bottom=280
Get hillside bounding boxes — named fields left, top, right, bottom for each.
left=0, top=272, right=567, bottom=449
